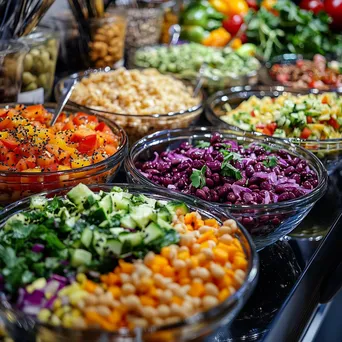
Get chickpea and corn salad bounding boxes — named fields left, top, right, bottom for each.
left=220, top=93, right=342, bottom=140
left=0, top=184, right=249, bottom=331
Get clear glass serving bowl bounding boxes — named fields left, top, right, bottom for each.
left=133, top=44, right=260, bottom=94
left=0, top=103, right=128, bottom=206
left=259, top=53, right=342, bottom=91
left=0, top=183, right=258, bottom=342
left=124, top=127, right=328, bottom=250
left=205, top=85, right=342, bottom=174
left=54, top=68, right=203, bottom=144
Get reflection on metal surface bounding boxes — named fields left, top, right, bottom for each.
left=207, top=241, right=302, bottom=342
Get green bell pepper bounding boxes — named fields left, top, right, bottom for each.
left=180, top=25, right=210, bottom=43
left=182, top=7, right=208, bottom=27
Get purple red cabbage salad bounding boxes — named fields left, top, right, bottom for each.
left=135, top=133, right=319, bottom=205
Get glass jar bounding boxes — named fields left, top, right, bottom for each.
left=0, top=40, right=28, bottom=103
left=89, top=11, right=127, bottom=68
left=160, top=0, right=179, bottom=44
left=19, top=29, right=60, bottom=101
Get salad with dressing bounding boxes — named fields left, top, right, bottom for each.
left=219, top=93, right=342, bottom=140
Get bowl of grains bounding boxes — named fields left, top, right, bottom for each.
left=55, top=67, right=203, bottom=143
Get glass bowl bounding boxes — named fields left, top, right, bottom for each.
left=54, top=68, right=203, bottom=144
left=259, top=53, right=342, bottom=91
left=124, top=127, right=328, bottom=250
left=0, top=103, right=128, bottom=206
left=134, top=44, right=260, bottom=94
left=0, top=183, right=258, bottom=342
left=205, top=85, right=342, bottom=174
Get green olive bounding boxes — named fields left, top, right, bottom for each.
left=22, top=72, right=36, bottom=85
left=40, top=50, right=50, bottom=64
left=38, top=74, right=48, bottom=88
left=46, top=61, right=55, bottom=74
left=47, top=39, right=57, bottom=49
left=30, top=48, right=40, bottom=57
left=47, top=47, right=57, bottom=61
left=24, top=82, right=38, bottom=91
left=34, top=60, right=45, bottom=74
left=23, top=54, right=33, bottom=72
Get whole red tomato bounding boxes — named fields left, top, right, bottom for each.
left=325, top=0, right=342, bottom=30
left=222, top=14, right=244, bottom=36
left=246, top=0, right=259, bottom=10
left=299, top=0, right=325, bottom=14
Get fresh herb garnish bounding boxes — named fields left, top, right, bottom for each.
left=263, top=156, right=278, bottom=168
left=195, top=140, right=210, bottom=148
left=221, top=163, right=242, bottom=180
left=190, top=165, right=207, bottom=188
left=258, top=143, right=274, bottom=152
left=220, top=149, right=242, bottom=162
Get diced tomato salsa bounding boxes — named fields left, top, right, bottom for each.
left=0, top=105, right=120, bottom=172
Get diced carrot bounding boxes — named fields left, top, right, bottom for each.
left=188, top=282, right=205, bottom=297
left=197, top=231, right=215, bottom=244
left=108, top=286, right=121, bottom=299
left=213, top=248, right=229, bottom=263
left=140, top=295, right=157, bottom=307
left=172, top=296, right=183, bottom=305
left=177, top=250, right=190, bottom=260
left=119, top=260, right=134, bottom=274
left=204, top=218, right=219, bottom=228
left=218, top=288, right=230, bottom=302
left=83, top=280, right=98, bottom=293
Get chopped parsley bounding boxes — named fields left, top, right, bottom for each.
left=195, top=140, right=210, bottom=148
left=221, top=163, right=242, bottom=180
left=263, top=156, right=278, bottom=168
left=190, top=165, right=207, bottom=188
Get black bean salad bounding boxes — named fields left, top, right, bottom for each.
left=135, top=133, right=319, bottom=205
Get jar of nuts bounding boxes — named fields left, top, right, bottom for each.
left=89, top=11, right=127, bottom=69
left=20, top=29, right=59, bottom=101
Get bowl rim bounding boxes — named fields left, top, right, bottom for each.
left=54, top=67, right=204, bottom=119
left=125, top=126, right=328, bottom=211
left=133, top=43, right=261, bottom=82
left=206, top=85, right=342, bottom=144
left=0, top=183, right=259, bottom=336
left=0, top=102, right=128, bottom=176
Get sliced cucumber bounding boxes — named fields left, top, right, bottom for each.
left=106, top=239, right=122, bottom=256
left=67, top=184, right=95, bottom=206
left=166, top=201, right=189, bottom=216
left=89, top=207, right=109, bottom=224
left=119, top=231, right=143, bottom=247
left=130, top=205, right=156, bottom=229
left=4, top=213, right=26, bottom=230
left=71, top=249, right=92, bottom=267
left=30, top=195, right=48, bottom=209
left=110, top=227, right=126, bottom=236
left=157, top=217, right=173, bottom=230
left=99, top=195, right=113, bottom=214
left=157, top=207, right=171, bottom=222
left=81, top=228, right=93, bottom=248
left=120, top=214, right=137, bottom=229
left=93, top=231, right=107, bottom=256
left=144, top=222, right=164, bottom=244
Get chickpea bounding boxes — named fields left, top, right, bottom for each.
left=202, top=296, right=219, bottom=310
left=210, top=263, right=225, bottom=279
left=205, top=283, right=219, bottom=296
left=219, top=234, right=233, bottom=244
left=157, top=304, right=170, bottom=318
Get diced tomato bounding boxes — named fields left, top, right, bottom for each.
left=300, top=127, right=312, bottom=139
left=1, top=138, right=19, bottom=150
left=95, top=122, right=112, bottom=134
left=16, top=159, right=28, bottom=171
left=70, top=128, right=96, bottom=143
left=63, top=121, right=75, bottom=131
left=256, top=124, right=265, bottom=129
left=0, top=117, right=14, bottom=130
left=46, top=144, right=60, bottom=158
left=104, top=144, right=117, bottom=156
left=0, top=109, right=8, bottom=118
left=6, top=152, right=17, bottom=167
left=26, top=156, right=36, bottom=169
left=77, top=134, right=97, bottom=154
left=36, top=154, right=56, bottom=169
left=250, top=110, right=256, bottom=117
left=322, top=95, right=329, bottom=104
left=328, top=117, right=339, bottom=130
left=307, top=116, right=313, bottom=123
left=0, top=142, right=8, bottom=161
left=262, top=127, right=272, bottom=136
left=73, top=113, right=98, bottom=126
left=266, top=122, right=277, bottom=135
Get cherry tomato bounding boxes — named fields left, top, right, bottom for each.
left=222, top=15, right=244, bottom=36
left=240, top=33, right=248, bottom=43
left=262, top=127, right=272, bottom=136
left=328, top=117, right=340, bottom=130
left=247, top=0, right=259, bottom=10
left=299, top=0, right=324, bottom=14
left=300, top=127, right=312, bottom=139
left=325, top=0, right=342, bottom=30
left=266, top=122, right=277, bottom=135
left=251, top=110, right=256, bottom=117
left=307, top=116, right=313, bottom=123
left=95, top=122, right=112, bottom=134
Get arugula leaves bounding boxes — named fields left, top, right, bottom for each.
left=263, top=156, right=278, bottom=168
left=195, top=140, right=210, bottom=148
left=219, top=149, right=243, bottom=180
left=245, top=0, right=342, bottom=59
left=190, top=165, right=207, bottom=188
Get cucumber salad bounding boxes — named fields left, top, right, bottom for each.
left=0, top=184, right=249, bottom=331
left=220, top=92, right=342, bottom=140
